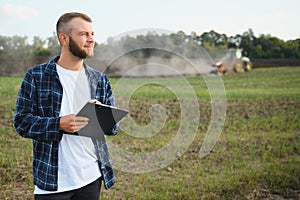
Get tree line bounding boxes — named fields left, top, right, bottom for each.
left=1, top=29, right=299, bottom=58
left=0, top=29, right=300, bottom=76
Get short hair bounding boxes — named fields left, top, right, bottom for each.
left=56, top=12, right=92, bottom=38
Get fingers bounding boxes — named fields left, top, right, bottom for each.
left=73, top=116, right=89, bottom=132
left=59, top=114, right=89, bottom=133
left=75, top=116, right=89, bottom=123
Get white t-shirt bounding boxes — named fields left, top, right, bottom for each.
left=34, top=65, right=101, bottom=194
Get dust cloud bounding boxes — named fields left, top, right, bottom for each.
left=86, top=31, right=215, bottom=77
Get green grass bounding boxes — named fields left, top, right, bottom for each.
left=1, top=67, right=300, bottom=199
left=109, top=67, right=300, bottom=99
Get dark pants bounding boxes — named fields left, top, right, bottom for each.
left=34, top=178, right=101, bottom=200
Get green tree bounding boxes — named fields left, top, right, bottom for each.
left=239, top=29, right=256, bottom=57
left=32, top=36, right=51, bottom=56
left=0, top=35, right=29, bottom=55
left=46, top=33, right=60, bottom=56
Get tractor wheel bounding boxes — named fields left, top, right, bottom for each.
left=245, top=62, right=253, bottom=71
left=234, top=60, right=243, bottom=72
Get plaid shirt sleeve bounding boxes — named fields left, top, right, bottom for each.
left=14, top=67, right=62, bottom=142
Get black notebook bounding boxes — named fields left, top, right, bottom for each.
left=76, top=100, right=128, bottom=139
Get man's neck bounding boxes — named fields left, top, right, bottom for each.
left=57, top=53, right=84, bottom=71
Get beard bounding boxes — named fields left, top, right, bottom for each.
left=68, top=36, right=93, bottom=59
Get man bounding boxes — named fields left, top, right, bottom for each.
left=14, top=12, right=118, bottom=200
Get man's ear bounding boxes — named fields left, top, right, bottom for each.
left=59, top=33, right=68, bottom=45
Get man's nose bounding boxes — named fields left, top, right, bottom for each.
left=87, top=34, right=94, bottom=43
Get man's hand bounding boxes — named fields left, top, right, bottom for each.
left=59, top=114, right=89, bottom=133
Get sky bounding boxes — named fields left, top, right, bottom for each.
left=0, top=0, right=299, bottom=44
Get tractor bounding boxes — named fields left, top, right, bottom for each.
left=210, top=49, right=253, bottom=74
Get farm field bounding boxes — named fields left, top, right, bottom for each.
left=0, top=67, right=299, bottom=199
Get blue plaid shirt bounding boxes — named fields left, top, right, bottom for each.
left=14, top=56, right=118, bottom=191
